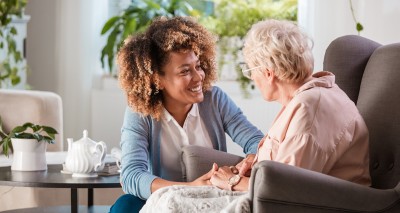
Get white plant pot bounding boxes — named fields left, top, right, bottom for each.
left=11, top=138, right=47, bottom=171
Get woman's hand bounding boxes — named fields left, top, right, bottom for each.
left=190, top=163, right=218, bottom=186
left=235, top=154, right=255, bottom=177
left=210, top=166, right=235, bottom=190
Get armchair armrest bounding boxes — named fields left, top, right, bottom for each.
left=249, top=161, right=400, bottom=213
left=181, top=145, right=243, bottom=182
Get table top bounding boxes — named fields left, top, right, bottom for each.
left=0, top=164, right=121, bottom=188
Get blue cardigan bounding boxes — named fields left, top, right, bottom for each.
left=120, top=86, right=264, bottom=199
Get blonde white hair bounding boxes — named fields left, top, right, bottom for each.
left=243, top=19, right=314, bottom=83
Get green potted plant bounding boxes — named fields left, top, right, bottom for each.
left=0, top=116, right=58, bottom=171
left=0, top=0, right=28, bottom=88
left=100, top=0, right=210, bottom=76
left=201, top=0, right=297, bottom=97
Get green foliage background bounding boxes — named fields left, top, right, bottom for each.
left=202, top=0, right=297, bottom=38
left=100, top=0, right=298, bottom=96
left=0, top=0, right=27, bottom=88
left=201, top=0, right=298, bottom=97
left=100, top=0, right=206, bottom=75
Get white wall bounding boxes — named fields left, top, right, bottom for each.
left=25, top=0, right=57, bottom=92
left=26, top=0, right=109, bottom=150
left=299, top=0, right=400, bottom=71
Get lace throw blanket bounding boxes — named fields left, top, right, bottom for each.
left=140, top=185, right=250, bottom=213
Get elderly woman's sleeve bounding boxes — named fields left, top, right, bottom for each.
left=272, top=133, right=328, bottom=172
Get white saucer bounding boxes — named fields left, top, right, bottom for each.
left=60, top=169, right=72, bottom=174
left=72, top=173, right=98, bottom=178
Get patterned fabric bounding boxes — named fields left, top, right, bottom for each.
left=140, top=186, right=249, bottom=213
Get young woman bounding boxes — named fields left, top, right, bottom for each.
left=109, top=16, right=264, bottom=212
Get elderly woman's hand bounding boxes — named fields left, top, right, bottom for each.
left=234, top=154, right=255, bottom=177
left=210, top=166, right=236, bottom=190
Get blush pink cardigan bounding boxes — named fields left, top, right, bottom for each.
left=254, top=71, right=371, bottom=186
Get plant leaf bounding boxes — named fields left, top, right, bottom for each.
left=33, top=133, right=43, bottom=141
left=356, top=22, right=364, bottom=32
left=12, top=125, right=27, bottom=134
left=11, top=75, right=21, bottom=85
left=15, top=132, right=34, bottom=139
left=3, top=138, right=11, bottom=157
left=41, top=126, right=58, bottom=134
left=0, top=131, right=6, bottom=138
left=10, top=27, right=17, bottom=35
left=43, top=136, right=55, bottom=144
left=101, top=16, right=120, bottom=35
left=101, top=25, right=120, bottom=72
left=47, top=133, right=55, bottom=139
left=0, top=115, right=3, bottom=132
left=122, top=18, right=137, bottom=39
left=35, top=125, right=42, bottom=132
left=144, top=0, right=161, bottom=10
left=22, top=122, right=34, bottom=128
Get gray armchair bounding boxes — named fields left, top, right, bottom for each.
left=0, top=89, right=65, bottom=211
left=181, top=35, right=400, bottom=212
left=0, top=89, right=64, bottom=151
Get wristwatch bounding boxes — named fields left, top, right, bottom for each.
left=228, top=174, right=241, bottom=191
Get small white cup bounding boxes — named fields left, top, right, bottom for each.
left=111, top=147, right=122, bottom=169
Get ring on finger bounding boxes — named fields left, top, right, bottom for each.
left=230, top=166, right=239, bottom=174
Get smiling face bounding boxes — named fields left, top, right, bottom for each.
left=159, top=50, right=205, bottom=112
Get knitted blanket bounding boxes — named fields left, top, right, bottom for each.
left=140, top=185, right=250, bottom=213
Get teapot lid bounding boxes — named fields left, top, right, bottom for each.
left=76, top=129, right=96, bottom=143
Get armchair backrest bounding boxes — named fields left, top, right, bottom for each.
left=323, top=35, right=381, bottom=104
left=324, top=35, right=400, bottom=189
left=0, top=89, right=64, bottom=152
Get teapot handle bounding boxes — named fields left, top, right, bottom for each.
left=94, top=141, right=107, bottom=172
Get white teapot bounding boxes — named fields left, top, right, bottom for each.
left=65, top=130, right=107, bottom=178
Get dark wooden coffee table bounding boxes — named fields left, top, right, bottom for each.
left=0, top=164, right=121, bottom=213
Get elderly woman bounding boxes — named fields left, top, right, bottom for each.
left=109, top=16, right=264, bottom=213
left=139, top=19, right=370, bottom=212
left=210, top=19, right=370, bottom=191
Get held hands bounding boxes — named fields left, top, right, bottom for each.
left=235, top=154, right=255, bottom=177
left=210, top=165, right=236, bottom=190
left=191, top=154, right=256, bottom=190
left=208, top=154, right=255, bottom=190
left=190, top=163, right=236, bottom=190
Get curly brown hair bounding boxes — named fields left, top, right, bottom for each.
left=118, top=16, right=217, bottom=120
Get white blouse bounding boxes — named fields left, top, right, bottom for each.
left=160, top=103, right=213, bottom=181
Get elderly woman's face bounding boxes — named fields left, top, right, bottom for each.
left=159, top=50, right=205, bottom=108
left=246, top=63, right=275, bottom=102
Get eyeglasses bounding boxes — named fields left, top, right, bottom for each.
left=240, top=63, right=262, bottom=79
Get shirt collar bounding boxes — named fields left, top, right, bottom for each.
left=163, top=103, right=199, bottom=122
left=294, top=71, right=335, bottom=96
